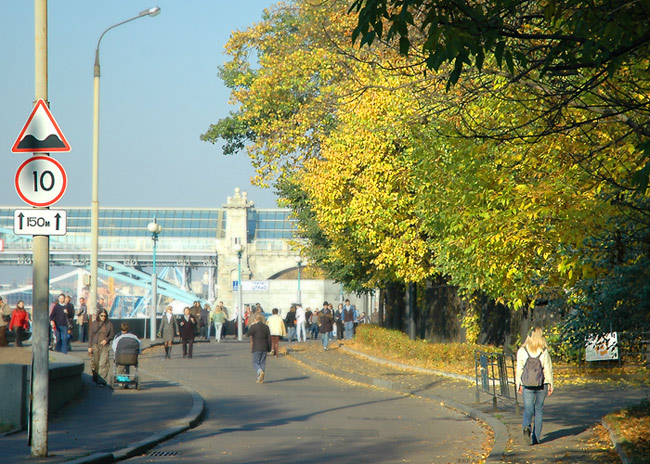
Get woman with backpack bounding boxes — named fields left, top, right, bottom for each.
left=516, top=327, right=554, bottom=445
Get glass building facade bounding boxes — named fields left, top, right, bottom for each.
left=0, top=207, right=296, bottom=253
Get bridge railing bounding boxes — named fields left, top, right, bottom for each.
left=474, top=350, right=519, bottom=413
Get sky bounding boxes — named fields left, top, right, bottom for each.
left=0, top=0, right=280, bottom=210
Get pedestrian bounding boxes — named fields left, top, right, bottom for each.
left=157, top=305, right=179, bottom=359
left=309, top=309, right=320, bottom=340
left=76, top=297, right=88, bottom=343
left=211, top=304, right=227, bottom=343
left=9, top=300, right=30, bottom=347
left=246, top=312, right=271, bottom=383
left=179, top=307, right=197, bottom=358
left=88, top=308, right=115, bottom=386
left=304, top=306, right=313, bottom=334
left=65, top=295, right=75, bottom=350
left=319, top=307, right=334, bottom=351
left=243, top=304, right=252, bottom=333
left=266, top=308, right=286, bottom=356
left=96, top=297, right=106, bottom=313
left=516, top=327, right=554, bottom=445
left=0, top=296, right=12, bottom=347
left=295, top=304, right=307, bottom=342
left=200, top=304, right=210, bottom=341
left=191, top=301, right=202, bottom=337
left=341, top=299, right=358, bottom=340
left=285, top=305, right=297, bottom=342
left=50, top=294, right=70, bottom=354
left=335, top=303, right=344, bottom=340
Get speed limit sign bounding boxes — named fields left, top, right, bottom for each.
left=15, top=156, right=67, bottom=207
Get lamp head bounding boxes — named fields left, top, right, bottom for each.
left=233, top=243, right=244, bottom=253
left=295, top=256, right=303, bottom=265
left=147, top=221, right=162, bottom=234
left=140, top=6, right=161, bottom=17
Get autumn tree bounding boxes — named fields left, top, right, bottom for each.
left=204, top=0, right=650, bottom=338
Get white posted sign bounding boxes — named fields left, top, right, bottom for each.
left=14, top=209, right=67, bottom=236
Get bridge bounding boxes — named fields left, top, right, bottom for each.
left=0, top=188, right=358, bottom=316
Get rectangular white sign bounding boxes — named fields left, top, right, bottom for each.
left=242, top=280, right=269, bottom=292
left=14, top=209, right=67, bottom=236
left=585, top=332, right=619, bottom=361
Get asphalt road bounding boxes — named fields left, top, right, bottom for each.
left=126, top=340, right=489, bottom=464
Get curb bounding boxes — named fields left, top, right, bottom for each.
left=602, top=418, right=631, bottom=464
left=288, top=347, right=508, bottom=463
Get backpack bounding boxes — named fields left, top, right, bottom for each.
left=521, top=347, right=545, bottom=388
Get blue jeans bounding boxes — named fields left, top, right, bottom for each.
left=287, top=327, right=296, bottom=342
left=321, top=331, right=330, bottom=350
left=252, top=350, right=267, bottom=376
left=55, top=326, right=69, bottom=354
left=344, top=321, right=354, bottom=339
left=78, top=323, right=87, bottom=343
left=523, top=385, right=548, bottom=442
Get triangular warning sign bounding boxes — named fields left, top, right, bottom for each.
left=12, top=99, right=71, bottom=153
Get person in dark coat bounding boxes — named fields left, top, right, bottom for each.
left=50, top=294, right=70, bottom=354
left=64, top=295, right=75, bottom=350
left=284, top=305, right=297, bottom=342
left=246, top=313, right=271, bottom=383
left=319, top=308, right=334, bottom=351
left=88, top=308, right=115, bottom=386
left=178, top=306, right=197, bottom=359
left=158, top=305, right=179, bottom=359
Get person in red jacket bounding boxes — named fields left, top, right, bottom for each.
left=9, top=300, right=30, bottom=347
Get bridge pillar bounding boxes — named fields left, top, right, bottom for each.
left=216, top=188, right=254, bottom=311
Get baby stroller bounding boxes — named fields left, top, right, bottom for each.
left=110, top=334, right=141, bottom=390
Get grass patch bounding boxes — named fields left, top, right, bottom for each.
left=350, top=325, right=497, bottom=377
left=605, top=399, right=650, bottom=464
left=350, top=325, right=650, bottom=387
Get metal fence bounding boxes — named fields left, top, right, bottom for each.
left=474, top=350, right=519, bottom=412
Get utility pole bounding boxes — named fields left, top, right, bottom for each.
left=31, top=0, right=50, bottom=456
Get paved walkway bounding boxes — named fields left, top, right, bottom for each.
left=2, top=338, right=647, bottom=463
left=1, top=340, right=203, bottom=464
left=287, top=340, right=650, bottom=464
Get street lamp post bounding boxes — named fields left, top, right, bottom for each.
left=88, top=6, right=161, bottom=326
left=147, top=218, right=162, bottom=341
left=295, top=256, right=303, bottom=305
left=234, top=243, right=245, bottom=341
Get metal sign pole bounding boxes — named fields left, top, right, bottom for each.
left=31, top=0, right=50, bottom=456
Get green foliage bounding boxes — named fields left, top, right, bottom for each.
left=559, top=198, right=650, bottom=351
left=206, top=0, right=650, bottom=342
left=275, top=175, right=377, bottom=293
left=349, top=0, right=650, bottom=82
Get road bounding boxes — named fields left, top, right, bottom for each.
left=127, top=340, right=489, bottom=463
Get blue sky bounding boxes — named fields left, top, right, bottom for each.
left=0, top=0, right=279, bottom=209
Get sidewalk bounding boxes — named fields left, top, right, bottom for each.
left=286, top=340, right=650, bottom=464
left=1, top=340, right=204, bottom=464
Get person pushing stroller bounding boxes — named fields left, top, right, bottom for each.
left=111, top=323, right=141, bottom=389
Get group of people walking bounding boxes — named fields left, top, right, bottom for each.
left=157, top=301, right=231, bottom=359
left=283, top=299, right=364, bottom=347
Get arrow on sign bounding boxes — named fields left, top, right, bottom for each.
left=17, top=212, right=24, bottom=229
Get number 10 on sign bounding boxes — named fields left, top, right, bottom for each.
left=15, top=156, right=67, bottom=207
